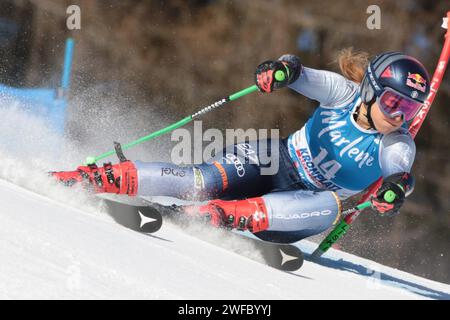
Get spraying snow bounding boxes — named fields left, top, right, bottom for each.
left=0, top=97, right=449, bottom=299
left=0, top=177, right=449, bottom=299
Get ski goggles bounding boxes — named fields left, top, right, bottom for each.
left=377, top=88, right=423, bottom=121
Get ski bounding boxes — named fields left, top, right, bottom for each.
left=229, top=231, right=304, bottom=272
left=101, top=196, right=163, bottom=234
left=99, top=195, right=304, bottom=272
left=142, top=200, right=304, bottom=272
left=99, top=195, right=303, bottom=271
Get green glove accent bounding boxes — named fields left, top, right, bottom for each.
left=383, top=190, right=397, bottom=203
left=275, top=70, right=286, bottom=82
left=383, top=184, right=405, bottom=203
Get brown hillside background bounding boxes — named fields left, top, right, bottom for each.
left=1, top=0, right=449, bottom=283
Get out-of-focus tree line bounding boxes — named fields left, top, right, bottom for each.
left=0, top=0, right=448, bottom=283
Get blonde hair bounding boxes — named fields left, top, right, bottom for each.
left=336, top=47, right=369, bottom=83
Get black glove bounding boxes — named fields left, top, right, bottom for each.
left=370, top=172, right=414, bottom=216
left=255, top=54, right=302, bottom=93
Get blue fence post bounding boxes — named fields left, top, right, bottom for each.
left=61, top=38, right=74, bottom=91
left=54, top=37, right=75, bottom=133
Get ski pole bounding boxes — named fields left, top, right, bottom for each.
left=341, top=188, right=399, bottom=218
left=311, top=183, right=399, bottom=260
left=85, top=71, right=288, bottom=165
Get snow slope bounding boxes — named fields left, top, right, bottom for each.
left=0, top=178, right=449, bottom=300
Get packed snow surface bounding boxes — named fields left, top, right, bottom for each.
left=0, top=179, right=449, bottom=300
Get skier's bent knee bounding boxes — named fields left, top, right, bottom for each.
left=181, top=190, right=342, bottom=243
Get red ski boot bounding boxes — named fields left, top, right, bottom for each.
left=184, top=198, right=270, bottom=232
left=50, top=161, right=138, bottom=195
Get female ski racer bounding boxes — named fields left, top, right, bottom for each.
left=52, top=50, right=429, bottom=244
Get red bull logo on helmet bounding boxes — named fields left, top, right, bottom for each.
left=406, top=72, right=427, bottom=92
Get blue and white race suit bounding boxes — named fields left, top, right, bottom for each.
left=134, top=66, right=415, bottom=242
left=287, top=66, right=415, bottom=199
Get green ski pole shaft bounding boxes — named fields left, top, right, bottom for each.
left=85, top=85, right=261, bottom=165
left=85, top=68, right=290, bottom=165
left=341, top=201, right=372, bottom=218
left=86, top=116, right=193, bottom=165
left=311, top=189, right=399, bottom=260
left=310, top=201, right=372, bottom=259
